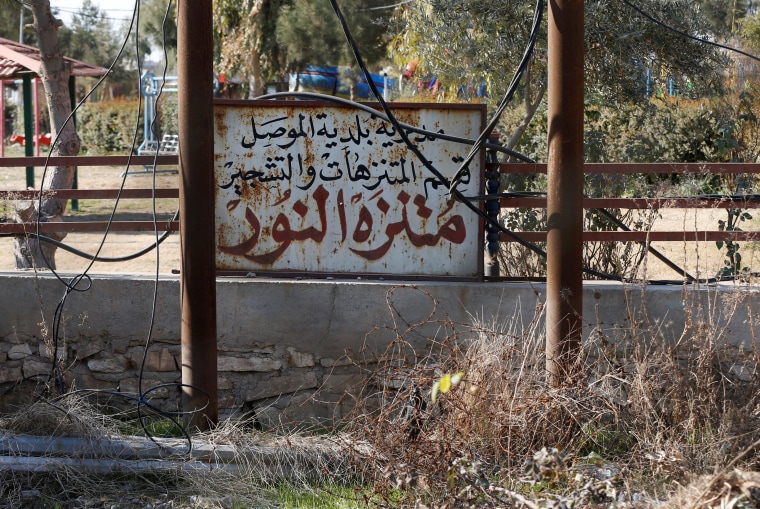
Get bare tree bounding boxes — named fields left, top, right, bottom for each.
left=13, top=0, right=80, bottom=269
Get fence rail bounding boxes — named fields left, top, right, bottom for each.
left=0, top=155, right=180, bottom=234
left=2, top=156, right=760, bottom=276
left=495, top=162, right=760, bottom=244
left=500, top=162, right=760, bottom=175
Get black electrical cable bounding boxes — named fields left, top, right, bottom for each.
left=326, top=0, right=529, bottom=194
left=29, top=0, right=149, bottom=401
left=325, top=0, right=561, bottom=263
left=262, top=88, right=752, bottom=285
left=591, top=207, right=697, bottom=281
left=620, top=0, right=760, bottom=64
left=9, top=13, right=178, bottom=267
left=325, top=0, right=714, bottom=285
left=24, top=0, right=207, bottom=452
left=464, top=189, right=759, bottom=284
left=327, top=0, right=543, bottom=194
left=448, top=0, right=545, bottom=193
left=19, top=0, right=753, bottom=439
left=330, top=0, right=760, bottom=285
left=0, top=212, right=177, bottom=262
left=30, top=5, right=152, bottom=285
left=134, top=1, right=202, bottom=447
left=256, top=91, right=536, bottom=163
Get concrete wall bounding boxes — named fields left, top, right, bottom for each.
left=1, top=272, right=758, bottom=426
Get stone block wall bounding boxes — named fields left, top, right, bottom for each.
left=1, top=273, right=758, bottom=428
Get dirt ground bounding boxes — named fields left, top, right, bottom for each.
left=0, top=164, right=182, bottom=275
left=0, top=163, right=751, bottom=280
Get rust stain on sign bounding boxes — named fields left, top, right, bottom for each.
left=214, top=100, right=484, bottom=276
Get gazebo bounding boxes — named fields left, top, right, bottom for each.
left=0, top=37, right=109, bottom=187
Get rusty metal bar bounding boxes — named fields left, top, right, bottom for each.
left=178, top=0, right=218, bottom=429
left=9, top=219, right=751, bottom=240
left=0, top=155, right=179, bottom=167
left=500, top=162, right=760, bottom=174
left=546, top=0, right=584, bottom=386
left=500, top=197, right=760, bottom=209
left=22, top=74, right=33, bottom=188
left=0, top=189, right=179, bottom=200
left=0, top=221, right=179, bottom=234
left=499, top=230, right=760, bottom=242
left=0, top=81, right=4, bottom=158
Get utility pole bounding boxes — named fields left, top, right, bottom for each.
left=546, top=0, right=584, bottom=386
left=177, top=0, right=218, bottom=429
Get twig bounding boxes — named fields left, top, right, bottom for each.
left=687, top=436, right=760, bottom=509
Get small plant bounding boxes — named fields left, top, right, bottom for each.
left=717, top=208, right=753, bottom=278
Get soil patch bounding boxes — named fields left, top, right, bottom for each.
left=0, top=164, right=181, bottom=275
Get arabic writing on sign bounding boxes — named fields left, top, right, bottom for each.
left=240, top=112, right=438, bottom=149
left=218, top=112, right=469, bottom=198
left=214, top=104, right=482, bottom=274
left=219, top=185, right=466, bottom=264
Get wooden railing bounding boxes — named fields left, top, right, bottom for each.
left=492, top=162, right=760, bottom=243
left=2, top=156, right=760, bottom=277
left=0, top=155, right=180, bottom=235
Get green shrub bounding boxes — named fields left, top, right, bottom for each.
left=76, top=99, right=142, bottom=154
left=75, top=96, right=178, bottom=154
left=157, top=93, right=178, bottom=138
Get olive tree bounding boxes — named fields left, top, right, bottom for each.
left=276, top=0, right=395, bottom=99
left=391, top=0, right=728, bottom=154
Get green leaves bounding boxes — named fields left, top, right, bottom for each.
left=716, top=208, right=753, bottom=277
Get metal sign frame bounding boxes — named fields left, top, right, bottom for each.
left=213, top=99, right=486, bottom=281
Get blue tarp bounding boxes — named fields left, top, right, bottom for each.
left=289, top=65, right=396, bottom=99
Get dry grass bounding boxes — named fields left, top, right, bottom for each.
left=0, top=393, right=359, bottom=508
left=337, top=285, right=760, bottom=508
left=2, top=287, right=760, bottom=508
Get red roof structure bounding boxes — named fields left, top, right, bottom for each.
left=0, top=37, right=109, bottom=80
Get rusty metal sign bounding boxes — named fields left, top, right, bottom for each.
left=214, top=100, right=484, bottom=277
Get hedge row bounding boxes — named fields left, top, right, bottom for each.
left=76, top=96, right=178, bottom=154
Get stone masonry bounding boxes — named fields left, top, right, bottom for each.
left=1, top=273, right=758, bottom=428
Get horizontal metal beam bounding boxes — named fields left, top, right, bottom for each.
left=0, top=189, right=179, bottom=200
left=0, top=155, right=179, bottom=167
left=501, top=162, right=760, bottom=175
left=500, top=230, right=760, bottom=242
left=0, top=221, right=179, bottom=234
left=500, top=196, right=760, bottom=209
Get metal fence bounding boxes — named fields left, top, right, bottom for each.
left=492, top=161, right=760, bottom=243
left=2, top=155, right=760, bottom=280
left=0, top=155, right=180, bottom=236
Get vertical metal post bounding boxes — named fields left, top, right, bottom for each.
left=69, top=75, right=78, bottom=212
left=546, top=0, right=584, bottom=386
left=22, top=74, right=34, bottom=188
left=1, top=80, right=5, bottom=158
left=178, top=0, right=218, bottom=429
left=33, top=78, right=39, bottom=157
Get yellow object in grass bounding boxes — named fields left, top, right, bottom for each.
left=431, top=372, right=465, bottom=403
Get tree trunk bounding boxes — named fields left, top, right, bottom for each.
left=13, top=0, right=80, bottom=270
left=246, top=46, right=265, bottom=98
left=500, top=59, right=547, bottom=162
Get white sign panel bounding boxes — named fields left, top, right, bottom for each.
left=214, top=101, right=484, bottom=277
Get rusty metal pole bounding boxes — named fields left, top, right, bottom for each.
left=546, top=0, right=584, bottom=386
left=178, top=0, right=218, bottom=428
